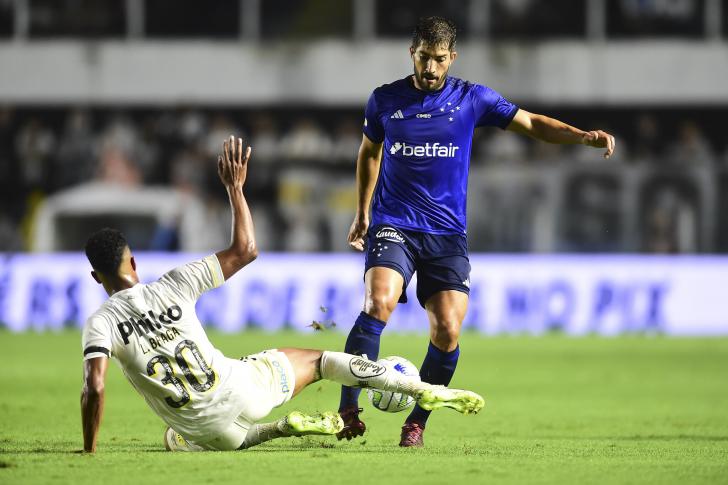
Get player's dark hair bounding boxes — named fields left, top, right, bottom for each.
left=411, top=16, right=457, bottom=51
left=85, top=227, right=128, bottom=275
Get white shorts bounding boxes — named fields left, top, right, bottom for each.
left=191, top=348, right=296, bottom=451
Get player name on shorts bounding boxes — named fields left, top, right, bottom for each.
left=390, top=141, right=460, bottom=158
left=116, top=304, right=183, bottom=345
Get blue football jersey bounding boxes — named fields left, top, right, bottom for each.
left=363, top=75, right=518, bottom=235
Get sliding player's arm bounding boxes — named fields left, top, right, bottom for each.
left=215, top=135, right=257, bottom=281
left=81, top=356, right=109, bottom=453
left=348, top=134, right=384, bottom=251
left=507, top=109, right=616, bottom=159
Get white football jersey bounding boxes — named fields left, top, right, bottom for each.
left=82, top=255, right=241, bottom=441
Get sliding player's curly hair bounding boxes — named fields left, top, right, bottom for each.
left=411, top=16, right=457, bottom=51
left=85, top=227, right=128, bottom=274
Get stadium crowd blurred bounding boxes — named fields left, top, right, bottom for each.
left=0, top=0, right=722, bottom=40
left=1, top=0, right=727, bottom=254
left=1, top=105, right=726, bottom=254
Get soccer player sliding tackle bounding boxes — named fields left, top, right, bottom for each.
left=338, top=17, right=615, bottom=447
left=80, top=136, right=484, bottom=453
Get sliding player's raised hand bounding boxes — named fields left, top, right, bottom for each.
left=582, top=130, right=616, bottom=159
left=218, top=135, right=252, bottom=189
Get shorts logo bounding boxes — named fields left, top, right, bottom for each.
left=349, top=358, right=386, bottom=379
left=272, top=360, right=290, bottom=394
left=375, top=227, right=404, bottom=244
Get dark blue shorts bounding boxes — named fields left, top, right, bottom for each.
left=364, top=224, right=471, bottom=308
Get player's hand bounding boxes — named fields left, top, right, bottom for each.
left=581, top=130, right=616, bottom=159
left=347, top=215, right=369, bottom=251
left=218, top=135, right=252, bottom=189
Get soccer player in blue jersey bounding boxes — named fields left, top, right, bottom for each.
left=336, top=17, right=616, bottom=447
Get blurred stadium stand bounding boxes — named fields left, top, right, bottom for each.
left=1, top=0, right=727, bottom=254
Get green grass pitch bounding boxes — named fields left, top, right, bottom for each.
left=1, top=330, right=727, bottom=485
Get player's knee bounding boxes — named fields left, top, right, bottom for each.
left=364, top=294, right=397, bottom=321
left=431, top=320, right=461, bottom=351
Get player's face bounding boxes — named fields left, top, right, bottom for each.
left=410, top=42, right=457, bottom=92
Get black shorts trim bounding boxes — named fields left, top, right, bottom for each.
left=365, top=262, right=409, bottom=304
left=418, top=284, right=470, bottom=308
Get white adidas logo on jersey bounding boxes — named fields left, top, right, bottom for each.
left=390, top=110, right=404, bottom=119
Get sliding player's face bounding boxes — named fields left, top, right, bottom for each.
left=410, top=42, right=457, bottom=92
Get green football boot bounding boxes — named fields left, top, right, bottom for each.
left=281, top=411, right=345, bottom=437
left=415, top=386, right=485, bottom=415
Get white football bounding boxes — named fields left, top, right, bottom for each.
left=366, top=356, right=420, bottom=413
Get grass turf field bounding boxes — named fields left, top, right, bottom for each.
left=0, top=330, right=727, bottom=485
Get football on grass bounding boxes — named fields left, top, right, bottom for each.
left=366, top=356, right=420, bottom=413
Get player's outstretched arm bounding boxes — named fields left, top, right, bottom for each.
left=348, top=134, right=383, bottom=251
left=80, top=357, right=108, bottom=452
left=507, top=109, right=616, bottom=159
left=216, top=135, right=257, bottom=281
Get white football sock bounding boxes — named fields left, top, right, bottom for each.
left=319, top=351, right=423, bottom=396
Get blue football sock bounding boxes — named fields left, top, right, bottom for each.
left=406, top=341, right=460, bottom=426
left=338, top=311, right=386, bottom=411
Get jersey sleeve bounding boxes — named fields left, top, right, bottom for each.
left=471, top=84, right=519, bottom=129
left=82, top=315, right=112, bottom=360
left=158, top=254, right=225, bottom=304
left=362, top=91, right=385, bottom=143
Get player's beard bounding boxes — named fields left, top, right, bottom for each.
left=414, top=66, right=449, bottom=92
